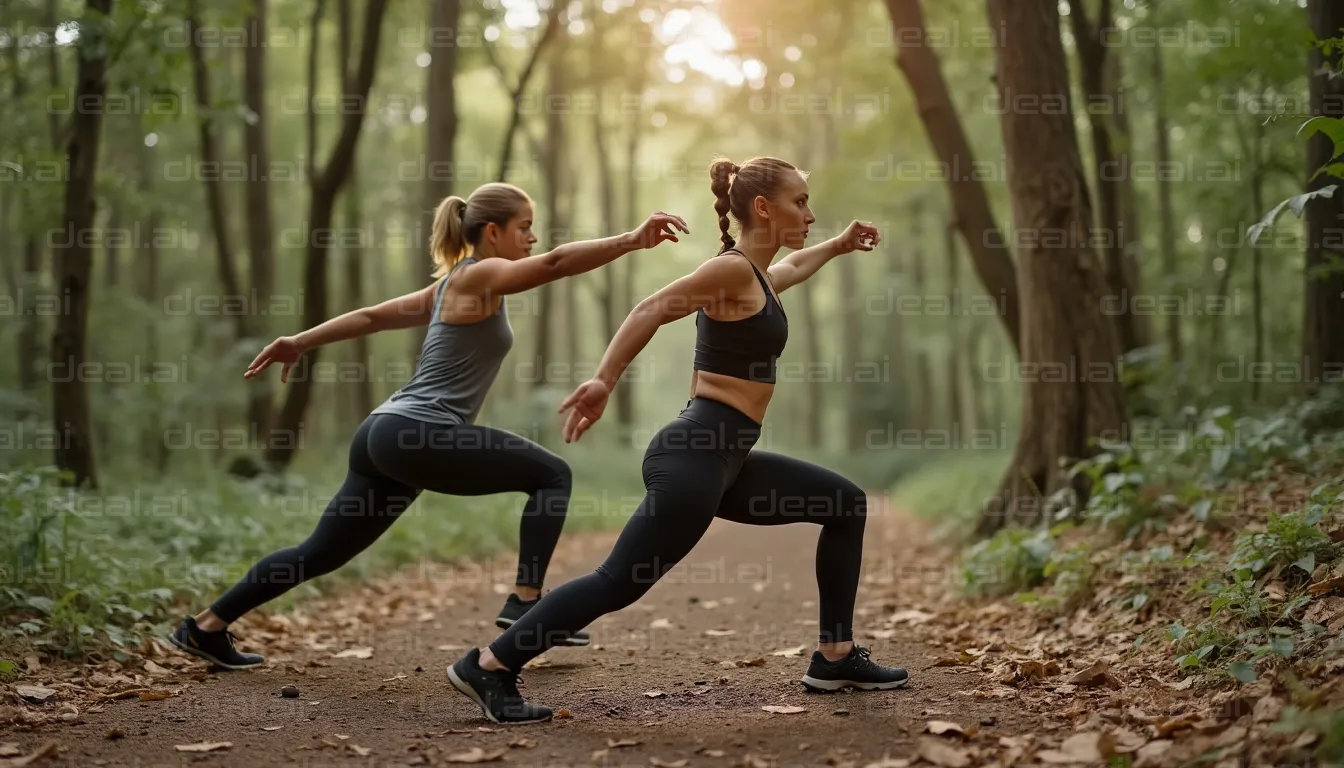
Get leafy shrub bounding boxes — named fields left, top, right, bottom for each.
left=958, top=526, right=1053, bottom=597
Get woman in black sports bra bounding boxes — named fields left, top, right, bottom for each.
left=447, top=157, right=908, bottom=724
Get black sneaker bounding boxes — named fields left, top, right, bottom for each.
left=447, top=648, right=553, bottom=724
left=801, top=645, right=909, bottom=692
left=495, top=594, right=590, bottom=647
left=166, top=617, right=265, bottom=670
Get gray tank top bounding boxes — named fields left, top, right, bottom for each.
left=371, top=258, right=513, bottom=426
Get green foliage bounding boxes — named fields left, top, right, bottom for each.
left=1274, top=707, right=1344, bottom=762
left=958, top=527, right=1053, bottom=598
left=1227, top=510, right=1336, bottom=578
left=1067, top=443, right=1172, bottom=537
left=890, top=450, right=1011, bottom=533
left=1018, top=541, right=1094, bottom=614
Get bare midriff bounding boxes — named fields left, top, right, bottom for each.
left=690, top=370, right=774, bottom=425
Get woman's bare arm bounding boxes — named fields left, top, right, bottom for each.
left=292, top=281, right=442, bottom=350
left=453, top=212, right=688, bottom=297
left=768, top=221, right=880, bottom=293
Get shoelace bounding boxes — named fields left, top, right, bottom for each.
left=851, top=646, right=878, bottom=668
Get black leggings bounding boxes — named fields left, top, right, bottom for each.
left=488, top=397, right=867, bottom=671
left=211, top=414, right=572, bottom=623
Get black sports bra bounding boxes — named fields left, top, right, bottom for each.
left=693, top=251, right=789, bottom=384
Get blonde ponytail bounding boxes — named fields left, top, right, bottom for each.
left=428, top=184, right=532, bottom=277
left=430, top=195, right=469, bottom=277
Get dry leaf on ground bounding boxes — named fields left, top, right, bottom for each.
left=445, top=747, right=506, bottom=763
left=333, top=647, right=373, bottom=659
left=22, top=657, right=40, bottom=674
left=137, top=690, right=173, bottom=702
left=15, top=686, right=56, bottom=704
left=925, top=721, right=964, bottom=736
left=0, top=741, right=58, bottom=767
left=608, top=739, right=641, bottom=748
left=770, top=646, right=807, bottom=657
left=0, top=745, right=19, bottom=758
left=889, top=610, right=935, bottom=624
left=650, top=618, right=674, bottom=629
left=702, top=749, right=726, bottom=757
left=762, top=705, right=806, bottom=714
left=175, top=742, right=232, bottom=752
left=862, top=759, right=912, bottom=768
left=143, top=660, right=171, bottom=676
left=649, top=758, right=688, bottom=768
left=705, top=630, right=736, bottom=637
left=262, top=726, right=284, bottom=732
left=915, top=736, right=970, bottom=768
left=349, top=745, right=371, bottom=757
left=1035, top=732, right=1113, bottom=764
left=644, top=691, right=666, bottom=698
left=1067, top=660, right=1122, bottom=689
left=509, top=738, right=537, bottom=749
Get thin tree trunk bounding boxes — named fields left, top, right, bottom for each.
left=1251, top=126, right=1265, bottom=403
left=946, top=214, right=963, bottom=428
left=187, top=0, right=247, bottom=343
left=883, top=233, right=911, bottom=431
left=244, top=0, right=276, bottom=438
left=615, top=55, right=647, bottom=429
left=1151, top=16, right=1181, bottom=365
left=337, top=0, right=372, bottom=425
left=884, top=0, right=1021, bottom=352
left=105, top=203, right=121, bottom=288
left=267, top=0, right=390, bottom=470
left=51, top=0, right=113, bottom=487
left=138, top=122, right=167, bottom=474
left=1109, top=54, right=1152, bottom=348
left=412, top=0, right=461, bottom=357
left=909, top=200, right=935, bottom=433
left=1067, top=0, right=1142, bottom=354
left=9, top=35, right=41, bottom=399
left=982, top=0, right=1127, bottom=536
left=494, top=1, right=564, bottom=182
left=530, top=36, right=568, bottom=393
left=44, top=0, right=61, bottom=145
left=1304, top=0, right=1344, bottom=389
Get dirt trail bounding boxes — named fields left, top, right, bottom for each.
left=5, top=501, right=1036, bottom=767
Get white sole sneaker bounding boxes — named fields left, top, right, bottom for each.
left=166, top=632, right=263, bottom=671
left=801, top=674, right=910, bottom=692
left=446, top=664, right=552, bottom=725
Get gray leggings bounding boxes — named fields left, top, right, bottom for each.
left=211, top=414, right=571, bottom=623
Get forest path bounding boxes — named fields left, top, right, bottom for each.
left=8, top=497, right=1042, bottom=767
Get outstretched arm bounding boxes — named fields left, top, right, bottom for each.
left=768, top=220, right=880, bottom=293
left=453, top=212, right=688, bottom=297
left=559, top=257, right=756, bottom=442
left=244, top=282, right=441, bottom=382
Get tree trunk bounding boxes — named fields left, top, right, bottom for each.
left=883, top=234, right=911, bottom=431
left=266, top=0, right=390, bottom=470
left=51, top=0, right=113, bottom=487
left=138, top=123, right=167, bottom=474
left=413, top=0, right=461, bottom=356
left=1251, top=127, right=1266, bottom=403
left=1067, top=0, right=1143, bottom=355
left=187, top=0, right=247, bottom=343
left=494, top=1, right=564, bottom=182
left=909, top=200, right=935, bottom=433
left=530, top=38, right=568, bottom=393
left=105, top=203, right=121, bottom=288
left=345, top=176, right=374, bottom=422
left=8, top=22, right=41, bottom=401
left=946, top=215, right=963, bottom=428
left=1109, top=53, right=1152, bottom=348
left=884, top=0, right=1021, bottom=353
left=1150, top=17, right=1181, bottom=365
left=1304, top=0, right=1344, bottom=389
left=981, top=0, right=1127, bottom=537
left=244, top=0, right=276, bottom=437
left=615, top=54, right=648, bottom=429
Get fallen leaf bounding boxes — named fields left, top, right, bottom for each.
left=889, top=609, right=935, bottom=624
left=650, top=618, right=674, bottom=629
left=15, top=686, right=57, bottom=704
left=555, top=709, right=573, bottom=719
left=136, top=690, right=173, bottom=702
left=762, top=705, right=806, bottom=714
left=22, top=657, right=40, bottom=674
left=1155, top=713, right=1200, bottom=738
left=925, top=721, right=965, bottom=736
left=445, top=747, right=506, bottom=764
left=702, top=750, right=726, bottom=758
left=143, top=660, right=172, bottom=676
left=1167, top=677, right=1194, bottom=691
left=0, top=741, right=58, bottom=767
left=333, top=647, right=373, bottom=659
left=592, top=749, right=610, bottom=762
left=644, top=691, right=666, bottom=699
left=737, top=658, right=766, bottom=667
left=1134, top=740, right=1173, bottom=766
left=335, top=734, right=350, bottom=740
left=509, top=738, right=537, bottom=749
left=649, top=759, right=688, bottom=768
left=1253, top=696, right=1283, bottom=723
left=382, top=674, right=408, bottom=682
left=437, top=644, right=467, bottom=651
left=174, top=742, right=232, bottom=753
left=349, top=745, right=371, bottom=757
left=1110, top=727, right=1146, bottom=754
left=608, top=739, right=642, bottom=748
left=930, top=653, right=974, bottom=668
left=1036, top=732, right=1112, bottom=764
left=1067, top=660, right=1122, bottom=689
left=705, top=630, right=736, bottom=637
left=770, top=645, right=807, bottom=658
left=862, top=759, right=912, bottom=768
left=0, top=745, right=19, bottom=758
left=1308, top=575, right=1344, bottom=596
left=916, top=736, right=970, bottom=768
left=262, top=726, right=284, bottom=732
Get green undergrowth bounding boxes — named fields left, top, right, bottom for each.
left=0, top=443, right=645, bottom=659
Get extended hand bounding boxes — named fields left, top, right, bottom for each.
left=631, top=211, right=690, bottom=250
left=837, top=220, right=881, bottom=254
left=244, top=336, right=306, bottom=383
left=558, top=379, right=611, bottom=443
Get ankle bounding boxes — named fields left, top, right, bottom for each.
left=817, top=642, right=853, bottom=662
left=194, top=610, right=228, bottom=633
left=512, top=586, right=541, bottom=602
left=478, top=648, right=511, bottom=673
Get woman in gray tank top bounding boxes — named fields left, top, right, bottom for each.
left=166, top=182, right=688, bottom=670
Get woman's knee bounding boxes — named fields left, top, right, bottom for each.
left=832, top=482, right=868, bottom=530
left=592, top=562, right=656, bottom=609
